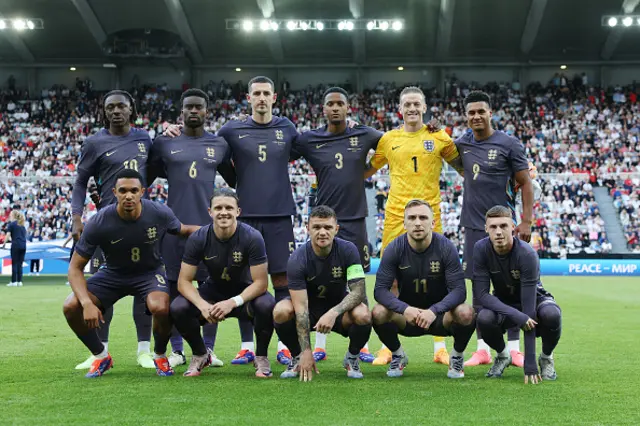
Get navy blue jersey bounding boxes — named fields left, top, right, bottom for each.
left=217, top=117, right=298, bottom=217
left=182, top=222, right=267, bottom=297
left=74, top=199, right=181, bottom=275
left=72, top=128, right=152, bottom=215
left=287, top=238, right=363, bottom=309
left=456, top=130, right=529, bottom=230
left=294, top=125, right=382, bottom=220
left=473, top=237, right=550, bottom=374
left=7, top=221, right=27, bottom=249
left=472, top=237, right=550, bottom=324
left=374, top=233, right=466, bottom=314
left=148, top=133, right=233, bottom=281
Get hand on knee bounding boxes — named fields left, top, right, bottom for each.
left=273, top=301, right=294, bottom=324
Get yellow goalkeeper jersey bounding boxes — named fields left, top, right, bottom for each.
left=371, top=126, right=459, bottom=217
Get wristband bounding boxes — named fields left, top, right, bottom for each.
left=232, top=295, right=244, bottom=307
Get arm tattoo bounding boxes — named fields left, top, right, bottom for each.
left=332, top=279, right=366, bottom=316
left=295, top=309, right=312, bottom=351
left=447, top=156, right=464, bottom=177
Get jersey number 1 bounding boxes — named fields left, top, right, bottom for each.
left=411, top=156, right=418, bottom=173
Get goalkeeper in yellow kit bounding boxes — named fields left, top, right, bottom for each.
left=365, top=86, right=464, bottom=365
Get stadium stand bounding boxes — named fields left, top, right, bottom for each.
left=1, top=77, right=638, bottom=257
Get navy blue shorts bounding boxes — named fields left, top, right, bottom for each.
left=171, top=282, right=273, bottom=323
left=86, top=268, right=169, bottom=311
left=240, top=216, right=294, bottom=275
left=337, top=218, right=370, bottom=272
left=398, top=313, right=452, bottom=338
left=308, top=303, right=348, bottom=338
left=463, top=228, right=487, bottom=280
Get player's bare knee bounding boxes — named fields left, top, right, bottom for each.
left=351, top=304, right=372, bottom=325
left=454, top=304, right=475, bottom=326
left=273, top=300, right=294, bottom=323
left=148, top=300, right=170, bottom=317
left=62, top=294, right=81, bottom=318
left=371, top=304, right=391, bottom=325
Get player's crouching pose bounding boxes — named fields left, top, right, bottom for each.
left=372, top=200, right=475, bottom=378
left=473, top=205, right=562, bottom=384
left=274, top=206, right=371, bottom=381
left=170, top=188, right=276, bottom=378
left=63, top=169, right=200, bottom=378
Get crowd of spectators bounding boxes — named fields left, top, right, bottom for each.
left=1, top=74, right=638, bottom=257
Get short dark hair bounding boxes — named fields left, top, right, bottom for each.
left=115, top=168, right=144, bottom=186
left=309, top=205, right=337, bottom=221
left=399, top=86, right=425, bottom=102
left=404, top=199, right=433, bottom=213
left=180, top=88, right=209, bottom=108
left=248, top=76, right=275, bottom=93
left=209, top=187, right=239, bottom=206
left=103, top=90, right=137, bottom=127
left=464, top=90, right=492, bottom=110
left=323, top=87, right=348, bottom=103
left=485, top=205, right=511, bottom=219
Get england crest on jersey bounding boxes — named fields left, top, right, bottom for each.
left=423, top=140, right=435, bottom=152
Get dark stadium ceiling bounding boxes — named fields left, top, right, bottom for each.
left=0, top=0, right=638, bottom=67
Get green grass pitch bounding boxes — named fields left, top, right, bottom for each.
left=1, top=275, right=639, bottom=425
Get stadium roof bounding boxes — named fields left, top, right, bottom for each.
left=0, top=0, right=639, bottom=67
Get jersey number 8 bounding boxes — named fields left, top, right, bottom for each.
left=131, top=247, right=141, bottom=262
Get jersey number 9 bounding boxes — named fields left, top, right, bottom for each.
left=473, top=163, right=480, bottom=180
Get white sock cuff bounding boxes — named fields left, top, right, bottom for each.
left=241, top=341, right=255, bottom=352
left=477, top=339, right=491, bottom=352
left=137, top=341, right=151, bottom=354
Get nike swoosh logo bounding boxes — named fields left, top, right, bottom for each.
left=307, top=276, right=317, bottom=281
left=239, top=134, right=250, bottom=139
left=316, top=143, right=328, bottom=149
left=171, top=150, right=183, bottom=154
left=399, top=265, right=411, bottom=270
left=111, top=239, right=123, bottom=244
left=490, top=271, right=501, bottom=274
left=105, top=151, right=116, bottom=157
left=204, top=256, right=217, bottom=260
left=392, top=146, right=401, bottom=150
left=464, top=150, right=471, bottom=154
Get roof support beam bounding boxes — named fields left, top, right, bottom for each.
left=0, top=13, right=35, bottom=62
left=256, top=0, right=284, bottom=63
left=434, top=0, right=456, bottom=60
left=601, top=0, right=640, bottom=60
left=69, top=0, right=107, bottom=48
left=349, top=0, right=365, bottom=64
left=520, top=0, right=547, bottom=55
left=163, top=0, right=203, bottom=63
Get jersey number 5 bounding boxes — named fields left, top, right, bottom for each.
left=258, top=145, right=267, bottom=162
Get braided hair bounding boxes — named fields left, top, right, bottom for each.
left=103, top=90, right=137, bottom=128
